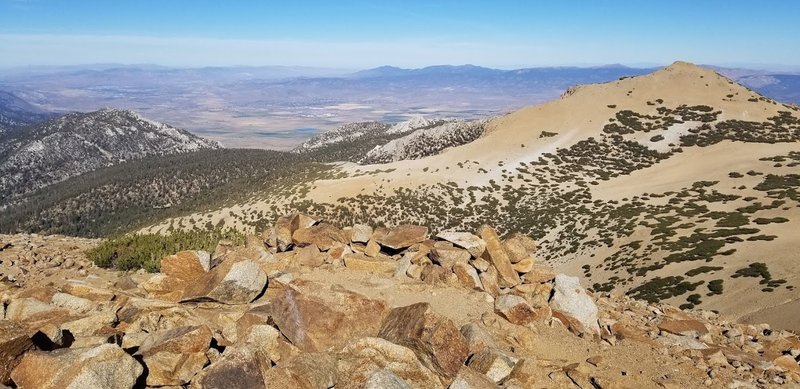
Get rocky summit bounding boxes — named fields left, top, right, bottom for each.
left=1, top=215, right=799, bottom=388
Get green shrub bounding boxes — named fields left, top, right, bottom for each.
left=86, top=228, right=244, bottom=272
left=685, top=266, right=723, bottom=277
left=707, top=279, right=723, bottom=295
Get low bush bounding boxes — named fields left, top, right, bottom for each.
left=87, top=228, right=244, bottom=272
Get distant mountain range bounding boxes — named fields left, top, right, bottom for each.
left=3, top=63, right=798, bottom=149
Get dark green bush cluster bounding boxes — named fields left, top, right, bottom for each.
left=86, top=228, right=244, bottom=272
left=753, top=217, right=789, bottom=224
left=685, top=266, right=723, bottom=277
left=627, top=276, right=704, bottom=303
left=707, top=279, right=724, bottom=295
left=731, top=262, right=788, bottom=291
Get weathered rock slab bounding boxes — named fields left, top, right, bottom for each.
left=378, top=302, right=469, bottom=379
left=476, top=225, right=520, bottom=288
left=377, top=225, right=429, bottom=250
left=270, top=280, right=389, bottom=352
left=11, top=344, right=142, bottom=389
left=0, top=321, right=33, bottom=385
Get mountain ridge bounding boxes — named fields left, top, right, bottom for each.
left=0, top=108, right=220, bottom=204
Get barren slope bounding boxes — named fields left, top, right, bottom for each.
left=147, top=62, right=800, bottom=331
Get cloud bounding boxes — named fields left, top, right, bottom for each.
left=0, top=33, right=554, bottom=68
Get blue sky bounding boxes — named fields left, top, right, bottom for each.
left=1, top=0, right=799, bottom=69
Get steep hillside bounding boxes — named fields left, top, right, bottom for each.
left=0, top=108, right=220, bottom=204
left=362, top=119, right=487, bottom=164
left=0, top=149, right=323, bottom=237
left=146, top=62, right=800, bottom=331
left=294, top=121, right=392, bottom=152
left=0, top=90, right=53, bottom=135
left=293, top=116, right=486, bottom=164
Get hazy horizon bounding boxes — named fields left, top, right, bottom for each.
left=2, top=61, right=800, bottom=74
left=2, top=1, right=799, bottom=69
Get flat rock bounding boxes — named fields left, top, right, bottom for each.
left=161, top=250, right=211, bottom=283
left=50, top=292, right=93, bottom=314
left=476, top=225, right=520, bottom=288
left=436, top=231, right=486, bottom=258
left=4, top=297, right=60, bottom=321
left=521, top=265, right=556, bottom=284
left=140, top=273, right=184, bottom=302
left=60, top=310, right=116, bottom=338
left=549, top=274, right=600, bottom=336
left=270, top=280, right=389, bottom=352
left=351, top=224, right=374, bottom=243
left=657, top=319, right=709, bottom=336
left=376, top=225, right=429, bottom=250
left=185, top=257, right=268, bottom=304
left=292, top=223, right=349, bottom=251
left=378, top=302, right=470, bottom=379
left=11, top=344, right=142, bottom=389
left=62, top=280, right=116, bottom=301
left=344, top=253, right=398, bottom=274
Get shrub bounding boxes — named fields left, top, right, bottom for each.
left=707, top=279, right=724, bottom=295
left=86, top=228, right=244, bottom=272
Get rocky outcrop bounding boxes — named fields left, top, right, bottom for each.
left=0, top=217, right=798, bottom=388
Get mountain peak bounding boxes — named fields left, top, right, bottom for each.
left=660, top=60, right=720, bottom=77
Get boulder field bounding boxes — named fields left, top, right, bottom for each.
left=0, top=214, right=799, bottom=388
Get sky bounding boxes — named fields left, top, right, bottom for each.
left=1, top=0, right=799, bottom=70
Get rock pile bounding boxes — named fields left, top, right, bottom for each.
left=0, top=234, right=97, bottom=287
left=0, top=214, right=798, bottom=388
